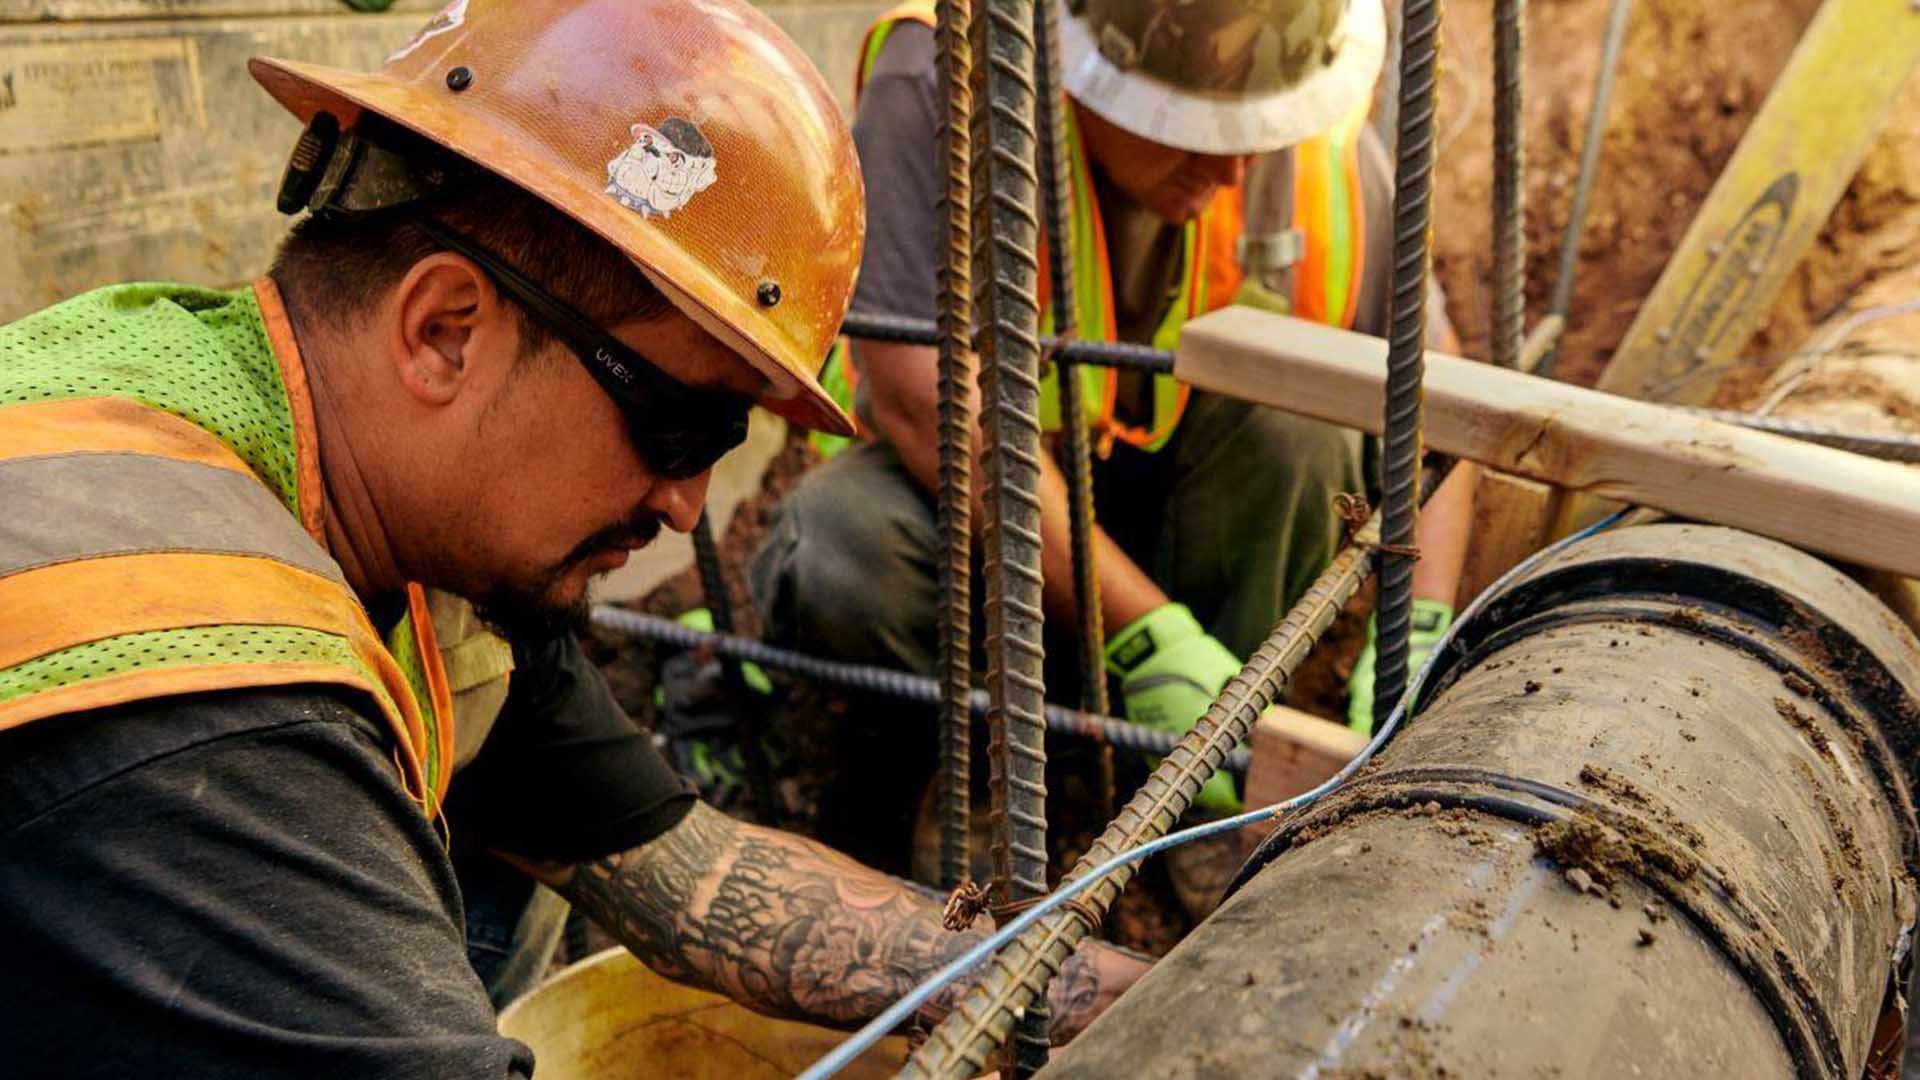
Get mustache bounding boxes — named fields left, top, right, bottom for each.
left=562, top=508, right=666, bottom=570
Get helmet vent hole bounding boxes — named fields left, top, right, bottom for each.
left=756, top=280, right=782, bottom=308
left=446, top=66, right=474, bottom=92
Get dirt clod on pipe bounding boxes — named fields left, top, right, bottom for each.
left=1042, top=523, right=1920, bottom=1079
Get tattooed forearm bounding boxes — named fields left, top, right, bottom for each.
left=553, top=803, right=1146, bottom=1039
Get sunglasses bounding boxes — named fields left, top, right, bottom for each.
left=413, top=217, right=751, bottom=480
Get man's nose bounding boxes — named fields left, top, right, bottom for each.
left=645, top=470, right=713, bottom=534
left=1194, top=152, right=1251, bottom=187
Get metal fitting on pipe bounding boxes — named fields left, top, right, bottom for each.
left=1044, top=523, right=1920, bottom=1079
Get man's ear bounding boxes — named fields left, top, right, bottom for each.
left=388, top=253, right=513, bottom=406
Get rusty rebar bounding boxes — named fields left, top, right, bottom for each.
left=1491, top=0, right=1525, bottom=370
left=933, top=0, right=979, bottom=895
left=1372, top=0, right=1442, bottom=735
left=1032, top=0, right=1113, bottom=817
left=968, top=0, right=1053, bottom=1065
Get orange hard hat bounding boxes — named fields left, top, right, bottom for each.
left=251, top=0, right=863, bottom=436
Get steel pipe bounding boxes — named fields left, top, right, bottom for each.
left=1046, top=523, right=1920, bottom=1079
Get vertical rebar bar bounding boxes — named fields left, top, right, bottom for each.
left=933, top=0, right=979, bottom=894
left=1491, top=0, right=1525, bottom=370
left=1538, top=0, right=1632, bottom=380
left=690, top=509, right=775, bottom=818
left=1371, top=0, right=1442, bottom=734
left=1032, top=0, right=1113, bottom=816
left=969, top=0, right=1052, bottom=1065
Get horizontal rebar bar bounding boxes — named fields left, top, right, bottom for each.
left=840, top=311, right=1173, bottom=374
left=588, top=606, right=1251, bottom=772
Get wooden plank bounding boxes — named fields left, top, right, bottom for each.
left=1594, top=0, right=1920, bottom=405
left=1456, top=469, right=1557, bottom=608
left=0, top=3, right=884, bottom=321
left=1239, top=704, right=1365, bottom=852
left=1175, top=306, right=1920, bottom=581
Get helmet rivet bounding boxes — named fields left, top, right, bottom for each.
left=446, top=66, right=474, bottom=92
left=756, top=280, right=782, bottom=307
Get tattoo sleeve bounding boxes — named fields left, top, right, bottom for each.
left=554, top=803, right=1144, bottom=1039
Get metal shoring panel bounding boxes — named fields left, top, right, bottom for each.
left=1032, top=0, right=1113, bottom=817
left=1491, top=0, right=1526, bottom=370
left=932, top=0, right=980, bottom=894
left=967, top=0, right=1053, bottom=1066
left=1371, top=0, right=1442, bottom=734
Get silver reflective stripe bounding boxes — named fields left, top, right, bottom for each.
left=0, top=451, right=345, bottom=584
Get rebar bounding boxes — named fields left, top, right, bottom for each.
left=1491, top=0, right=1525, bottom=370
left=690, top=510, right=776, bottom=818
left=933, top=0, right=979, bottom=894
left=839, top=311, right=1174, bottom=374
left=587, top=606, right=1249, bottom=770
left=1679, top=407, right=1920, bottom=464
left=1371, top=0, right=1442, bottom=734
left=968, top=0, right=1053, bottom=1064
left=1538, top=0, right=1632, bottom=380
left=901, top=506, right=1393, bottom=1079
left=1032, top=0, right=1113, bottom=818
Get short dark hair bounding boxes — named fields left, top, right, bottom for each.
left=270, top=167, right=670, bottom=353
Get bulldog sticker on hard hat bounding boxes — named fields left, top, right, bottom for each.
left=606, top=118, right=719, bottom=219
left=387, top=0, right=467, bottom=64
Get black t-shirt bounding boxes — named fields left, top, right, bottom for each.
left=0, top=633, right=692, bottom=1078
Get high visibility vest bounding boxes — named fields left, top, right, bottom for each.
left=0, top=281, right=512, bottom=819
left=813, top=0, right=1366, bottom=457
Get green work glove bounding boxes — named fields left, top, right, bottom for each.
left=1106, top=602, right=1244, bottom=814
left=1346, top=598, right=1454, bottom=735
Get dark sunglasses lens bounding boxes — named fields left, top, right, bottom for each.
left=635, top=405, right=750, bottom=480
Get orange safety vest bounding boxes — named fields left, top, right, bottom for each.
left=0, top=280, right=482, bottom=819
left=815, top=0, right=1366, bottom=457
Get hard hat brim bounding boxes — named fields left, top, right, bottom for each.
left=1061, top=0, right=1386, bottom=157
left=249, top=55, right=857, bottom=439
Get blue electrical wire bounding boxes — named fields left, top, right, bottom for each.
left=797, top=507, right=1632, bottom=1080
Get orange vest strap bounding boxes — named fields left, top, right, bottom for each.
left=0, top=550, right=437, bottom=806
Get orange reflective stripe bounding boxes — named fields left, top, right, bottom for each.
left=1338, top=128, right=1366, bottom=330
left=0, top=551, right=435, bottom=808
left=1291, top=135, right=1333, bottom=323
left=1200, top=187, right=1246, bottom=316
left=0, top=397, right=254, bottom=475
left=254, top=278, right=326, bottom=545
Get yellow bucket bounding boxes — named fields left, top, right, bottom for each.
left=497, top=948, right=910, bottom=1079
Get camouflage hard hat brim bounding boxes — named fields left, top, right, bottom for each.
left=1061, top=0, right=1385, bottom=156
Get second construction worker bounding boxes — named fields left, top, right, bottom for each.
left=753, top=0, right=1476, bottom=869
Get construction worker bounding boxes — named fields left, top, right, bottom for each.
left=0, top=1, right=1143, bottom=1073
left=752, top=0, right=1476, bottom=868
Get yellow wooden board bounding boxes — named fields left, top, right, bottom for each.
left=1595, top=0, right=1920, bottom=404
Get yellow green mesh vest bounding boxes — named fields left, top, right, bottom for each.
left=0, top=280, right=493, bottom=816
